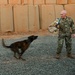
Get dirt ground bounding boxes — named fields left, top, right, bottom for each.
left=0, top=30, right=58, bottom=39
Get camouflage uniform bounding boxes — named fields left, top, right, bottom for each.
left=56, top=17, right=75, bottom=54
left=50, top=17, right=75, bottom=55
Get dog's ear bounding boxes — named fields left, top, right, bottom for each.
left=28, top=35, right=34, bottom=38
left=28, top=35, right=38, bottom=39
left=28, top=35, right=33, bottom=39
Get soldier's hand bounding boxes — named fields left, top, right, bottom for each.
left=72, top=34, right=75, bottom=38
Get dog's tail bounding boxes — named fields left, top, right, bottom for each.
left=2, top=39, right=11, bottom=48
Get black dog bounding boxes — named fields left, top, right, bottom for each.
left=2, top=35, right=38, bottom=60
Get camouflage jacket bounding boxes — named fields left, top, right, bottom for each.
left=50, top=17, right=75, bottom=36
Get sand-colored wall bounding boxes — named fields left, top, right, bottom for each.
left=0, top=0, right=75, bottom=33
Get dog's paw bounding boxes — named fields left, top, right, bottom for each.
left=21, top=58, right=26, bottom=61
left=19, top=57, right=26, bottom=61
left=20, top=58, right=26, bottom=61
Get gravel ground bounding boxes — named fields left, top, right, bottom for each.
left=0, top=35, right=75, bottom=75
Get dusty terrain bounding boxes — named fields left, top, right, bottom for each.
left=0, top=30, right=58, bottom=39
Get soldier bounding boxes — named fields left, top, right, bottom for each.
left=50, top=10, right=75, bottom=59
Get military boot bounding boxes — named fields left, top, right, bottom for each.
left=55, top=54, right=60, bottom=59
left=67, top=53, right=74, bottom=59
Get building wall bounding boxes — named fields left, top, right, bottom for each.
left=0, top=0, right=75, bottom=33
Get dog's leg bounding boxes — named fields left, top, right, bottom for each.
left=14, top=52, right=18, bottom=59
left=19, top=57, right=26, bottom=61
left=19, top=50, right=26, bottom=61
left=14, top=51, right=19, bottom=59
left=13, top=49, right=26, bottom=61
left=11, top=48, right=19, bottom=59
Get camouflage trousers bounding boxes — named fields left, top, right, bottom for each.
left=56, top=35, right=72, bottom=54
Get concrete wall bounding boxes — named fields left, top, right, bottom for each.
left=0, top=0, right=75, bottom=33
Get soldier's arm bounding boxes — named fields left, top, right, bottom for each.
left=70, top=19, right=75, bottom=34
left=49, top=18, right=59, bottom=28
left=49, top=21, right=57, bottom=27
